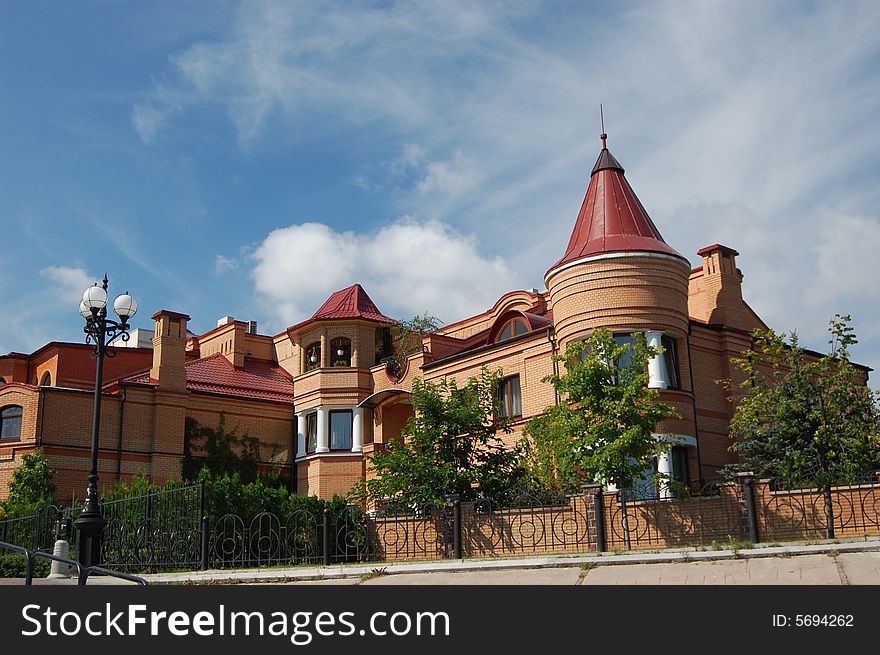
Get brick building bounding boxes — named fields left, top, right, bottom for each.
left=2, top=135, right=865, bottom=502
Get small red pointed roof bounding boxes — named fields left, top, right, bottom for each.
left=546, top=135, right=686, bottom=281
left=286, top=284, right=395, bottom=333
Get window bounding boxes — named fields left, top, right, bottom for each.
left=330, top=338, right=351, bottom=367
left=306, top=413, right=318, bottom=453
left=613, top=334, right=636, bottom=369
left=661, top=335, right=679, bottom=389
left=498, top=375, right=522, bottom=419
left=496, top=318, right=528, bottom=343
left=610, top=333, right=638, bottom=384
left=375, top=327, right=393, bottom=366
left=671, top=446, right=690, bottom=485
left=330, top=410, right=353, bottom=450
left=40, top=371, right=52, bottom=386
left=304, top=342, right=321, bottom=372
left=0, top=377, right=6, bottom=385
left=1, top=406, right=23, bottom=439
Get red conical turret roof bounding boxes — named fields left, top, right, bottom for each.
left=311, top=283, right=393, bottom=323
left=546, top=135, right=686, bottom=281
left=286, top=283, right=395, bottom=333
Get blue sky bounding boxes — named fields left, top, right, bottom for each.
left=1, top=0, right=879, bottom=382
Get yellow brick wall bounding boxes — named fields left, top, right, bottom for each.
left=296, top=454, right=364, bottom=498
left=547, top=255, right=691, bottom=350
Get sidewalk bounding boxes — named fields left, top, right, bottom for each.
left=150, top=536, right=880, bottom=586
left=5, top=538, right=878, bottom=586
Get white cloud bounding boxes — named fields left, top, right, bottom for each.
left=0, top=266, right=98, bottom=353
left=215, top=254, right=239, bottom=273
left=131, top=104, right=167, bottom=144
left=251, top=218, right=516, bottom=330
left=390, top=143, right=427, bottom=178
left=39, top=266, right=96, bottom=305
left=813, top=213, right=880, bottom=307
left=416, top=152, right=482, bottom=198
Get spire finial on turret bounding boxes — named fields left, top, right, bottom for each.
left=600, top=104, right=607, bottom=150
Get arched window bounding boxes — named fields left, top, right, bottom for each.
left=330, top=338, right=352, bottom=367
left=304, top=342, right=321, bottom=372
left=40, top=371, right=52, bottom=386
left=1, top=405, right=23, bottom=439
left=0, top=377, right=6, bottom=385
left=496, top=318, right=528, bottom=343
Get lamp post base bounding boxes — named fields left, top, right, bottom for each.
left=74, top=512, right=106, bottom=568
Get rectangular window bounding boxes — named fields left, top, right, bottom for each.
left=306, top=413, right=318, bottom=453
left=671, top=446, right=690, bottom=485
left=662, top=335, right=680, bottom=389
left=498, top=375, right=522, bottom=419
left=330, top=410, right=353, bottom=450
left=612, top=333, right=637, bottom=385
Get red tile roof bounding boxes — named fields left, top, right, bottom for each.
left=547, top=137, right=686, bottom=280
left=124, top=353, right=294, bottom=403
left=287, top=283, right=395, bottom=333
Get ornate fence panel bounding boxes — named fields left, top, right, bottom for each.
left=756, top=477, right=880, bottom=542
left=605, top=482, right=744, bottom=550
left=364, top=503, right=446, bottom=562
left=99, top=484, right=203, bottom=572
left=461, top=494, right=594, bottom=557
left=0, top=505, right=63, bottom=553
left=208, top=509, right=322, bottom=568
left=331, top=506, right=374, bottom=564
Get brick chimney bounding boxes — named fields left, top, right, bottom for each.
left=150, top=310, right=190, bottom=391
left=689, top=244, right=747, bottom=328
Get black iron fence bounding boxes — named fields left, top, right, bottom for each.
left=99, top=483, right=204, bottom=571
left=0, top=505, right=65, bottom=553
left=605, top=481, right=744, bottom=550
left=461, top=493, right=594, bottom=557
left=756, top=475, right=880, bottom=542
left=3, top=473, right=878, bottom=573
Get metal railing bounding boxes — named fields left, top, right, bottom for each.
left=0, top=540, right=147, bottom=585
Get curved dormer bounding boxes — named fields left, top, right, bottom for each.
left=487, top=310, right=553, bottom=344
left=437, top=289, right=547, bottom=341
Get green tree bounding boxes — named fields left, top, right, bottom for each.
left=0, top=449, right=55, bottom=518
left=387, top=313, right=441, bottom=378
left=523, top=330, right=678, bottom=491
left=366, top=368, right=528, bottom=505
left=723, top=315, right=880, bottom=497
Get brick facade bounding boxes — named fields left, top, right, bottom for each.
left=2, top=140, right=871, bottom=504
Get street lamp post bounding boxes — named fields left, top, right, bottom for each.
left=74, top=274, right=137, bottom=568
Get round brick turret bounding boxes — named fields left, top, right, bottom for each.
left=547, top=253, right=690, bottom=349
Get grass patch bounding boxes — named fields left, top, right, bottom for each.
left=359, top=567, right=388, bottom=582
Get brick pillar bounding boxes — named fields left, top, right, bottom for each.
left=582, top=484, right=605, bottom=552
left=734, top=472, right=760, bottom=543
